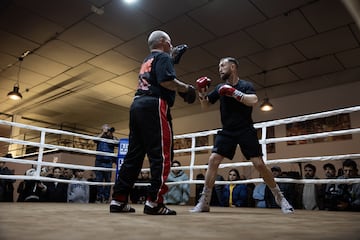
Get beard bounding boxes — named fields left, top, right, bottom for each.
left=220, top=71, right=230, bottom=81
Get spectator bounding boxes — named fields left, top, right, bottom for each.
left=221, top=169, right=247, bottom=207
left=87, top=171, right=98, bottom=203
left=244, top=175, right=255, bottom=208
left=298, top=163, right=322, bottom=210
left=323, top=163, right=337, bottom=179
left=164, top=161, right=190, bottom=205
left=44, top=167, right=68, bottom=202
left=252, top=182, right=267, bottom=208
left=331, top=159, right=360, bottom=211
left=63, top=168, right=73, bottom=180
left=321, top=163, right=337, bottom=210
left=17, top=168, right=47, bottom=202
left=130, top=170, right=150, bottom=204
left=94, top=124, right=117, bottom=203
left=67, top=169, right=89, bottom=203
left=0, top=154, right=15, bottom=202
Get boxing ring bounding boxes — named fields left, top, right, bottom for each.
left=0, top=106, right=360, bottom=240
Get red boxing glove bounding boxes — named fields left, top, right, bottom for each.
left=196, top=77, right=211, bottom=92
left=218, top=84, right=244, bottom=102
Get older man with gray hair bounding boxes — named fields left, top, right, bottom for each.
left=110, top=30, right=195, bottom=215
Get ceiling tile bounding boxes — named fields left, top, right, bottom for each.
left=246, top=10, right=315, bottom=48
left=171, top=47, right=218, bottom=73
left=350, top=23, right=360, bottom=42
left=111, top=71, right=139, bottom=90
left=203, top=31, right=264, bottom=58
left=0, top=53, right=17, bottom=71
left=289, top=55, right=344, bottom=79
left=114, top=33, right=150, bottom=62
left=0, top=5, right=63, bottom=44
left=336, top=48, right=360, bottom=68
left=294, top=27, right=359, bottom=58
left=160, top=15, right=215, bottom=47
left=59, top=21, right=123, bottom=55
left=0, top=30, right=40, bottom=57
left=36, top=40, right=95, bottom=67
left=21, top=54, right=70, bottom=77
left=15, top=0, right=91, bottom=28
left=65, top=63, right=117, bottom=84
left=237, top=58, right=262, bottom=77
left=252, top=0, right=311, bottom=18
left=250, top=68, right=299, bottom=87
left=1, top=65, right=49, bottom=88
left=248, top=45, right=305, bottom=70
left=188, top=0, right=265, bottom=36
left=87, top=0, right=160, bottom=40
left=301, top=0, right=354, bottom=33
left=88, top=50, right=139, bottom=75
left=138, top=0, right=208, bottom=22
left=80, top=81, right=133, bottom=101
left=46, top=74, right=92, bottom=92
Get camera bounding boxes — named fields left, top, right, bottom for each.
left=108, top=127, right=115, bottom=133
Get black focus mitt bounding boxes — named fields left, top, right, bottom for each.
left=171, top=44, right=188, bottom=64
left=178, top=85, right=196, bottom=104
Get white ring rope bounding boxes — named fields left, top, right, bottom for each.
left=0, top=106, right=359, bottom=186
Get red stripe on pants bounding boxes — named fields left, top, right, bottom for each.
left=156, top=98, right=172, bottom=202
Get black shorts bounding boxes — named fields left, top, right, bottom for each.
left=212, top=127, right=262, bottom=160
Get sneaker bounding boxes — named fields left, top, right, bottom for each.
left=109, top=200, right=135, bottom=213
left=144, top=203, right=176, bottom=215
left=280, top=198, right=294, bottom=214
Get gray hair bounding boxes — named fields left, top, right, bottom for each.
left=147, top=30, right=170, bottom=50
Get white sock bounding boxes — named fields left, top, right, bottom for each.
left=270, top=184, right=280, bottom=194
left=270, top=185, right=284, bottom=199
left=145, top=200, right=157, bottom=208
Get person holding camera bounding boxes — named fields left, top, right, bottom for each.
left=94, top=124, right=117, bottom=203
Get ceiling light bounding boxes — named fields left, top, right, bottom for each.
left=260, top=98, right=273, bottom=112
left=260, top=71, right=273, bottom=112
left=7, top=84, right=23, bottom=100
left=7, top=57, right=23, bottom=100
left=124, top=0, right=137, bottom=3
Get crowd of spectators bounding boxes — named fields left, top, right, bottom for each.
left=1, top=153, right=359, bottom=212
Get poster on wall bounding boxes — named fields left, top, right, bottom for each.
left=286, top=113, right=352, bottom=145
left=174, top=136, right=209, bottom=156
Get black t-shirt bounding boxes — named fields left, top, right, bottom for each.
left=136, top=51, right=176, bottom=107
left=207, top=80, right=255, bottom=131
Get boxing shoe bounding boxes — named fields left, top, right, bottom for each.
left=109, top=200, right=135, bottom=213
left=144, top=202, right=176, bottom=215
left=279, top=198, right=294, bottom=214
left=190, top=188, right=211, bottom=213
left=272, top=187, right=294, bottom=214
